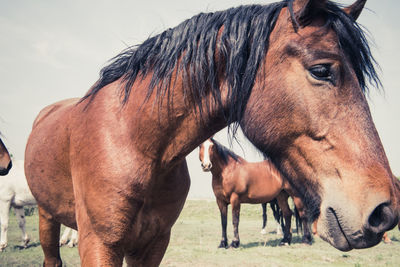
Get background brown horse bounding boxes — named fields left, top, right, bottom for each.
left=25, top=0, right=398, bottom=266
left=199, top=138, right=312, bottom=247
left=199, top=138, right=295, bottom=247
left=0, top=137, right=12, bottom=176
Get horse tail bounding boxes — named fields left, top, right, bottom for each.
left=270, top=199, right=284, bottom=228
left=294, top=205, right=303, bottom=234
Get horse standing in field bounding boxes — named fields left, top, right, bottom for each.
left=25, top=0, right=399, bottom=266
left=199, top=138, right=312, bottom=247
left=0, top=137, right=12, bottom=176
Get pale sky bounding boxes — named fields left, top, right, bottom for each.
left=0, top=0, right=399, bottom=199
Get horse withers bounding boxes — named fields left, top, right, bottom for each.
left=25, top=0, right=398, bottom=266
left=0, top=137, right=12, bottom=176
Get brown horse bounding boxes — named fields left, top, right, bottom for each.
left=199, top=138, right=311, bottom=247
left=199, top=138, right=294, bottom=247
left=25, top=0, right=398, bottom=266
left=0, top=137, right=12, bottom=176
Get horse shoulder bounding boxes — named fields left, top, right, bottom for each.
left=229, top=162, right=250, bottom=194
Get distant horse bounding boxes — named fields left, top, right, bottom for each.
left=0, top=160, right=35, bottom=251
left=199, top=138, right=311, bottom=247
left=25, top=0, right=398, bottom=266
left=0, top=161, right=76, bottom=251
left=0, top=137, right=12, bottom=175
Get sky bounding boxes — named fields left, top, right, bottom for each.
left=0, top=0, right=399, bottom=199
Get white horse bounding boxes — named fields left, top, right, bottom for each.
left=0, top=160, right=77, bottom=251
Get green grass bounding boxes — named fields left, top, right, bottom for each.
left=1, top=200, right=400, bottom=266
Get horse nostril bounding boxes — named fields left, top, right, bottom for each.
left=367, top=203, right=397, bottom=233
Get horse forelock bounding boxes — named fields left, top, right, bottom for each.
left=81, top=0, right=380, bottom=135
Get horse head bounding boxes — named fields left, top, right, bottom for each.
left=240, top=0, right=398, bottom=251
left=199, top=139, right=214, bottom=172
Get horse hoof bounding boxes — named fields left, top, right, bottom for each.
left=23, top=237, right=30, bottom=248
left=302, top=237, right=313, bottom=245
left=0, top=243, right=7, bottom=252
left=230, top=240, right=240, bottom=248
left=218, top=241, right=228, bottom=248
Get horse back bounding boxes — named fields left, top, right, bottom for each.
left=234, top=161, right=284, bottom=203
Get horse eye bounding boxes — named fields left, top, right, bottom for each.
left=309, top=64, right=332, bottom=82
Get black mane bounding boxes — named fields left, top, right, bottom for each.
left=210, top=138, right=241, bottom=164
left=82, top=0, right=380, bottom=135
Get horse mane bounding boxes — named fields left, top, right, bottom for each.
left=81, top=0, right=380, bottom=135
left=210, top=138, right=242, bottom=164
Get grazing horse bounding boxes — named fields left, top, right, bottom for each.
left=0, top=137, right=12, bottom=176
left=25, top=0, right=398, bottom=266
left=199, top=138, right=310, bottom=247
left=0, top=160, right=35, bottom=251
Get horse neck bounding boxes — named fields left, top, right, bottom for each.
left=123, top=75, right=230, bottom=171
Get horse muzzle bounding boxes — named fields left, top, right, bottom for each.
left=317, top=201, right=398, bottom=251
left=0, top=161, right=12, bottom=176
left=201, top=162, right=212, bottom=172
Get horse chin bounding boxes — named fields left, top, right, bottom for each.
left=317, top=208, right=353, bottom=251
left=202, top=167, right=211, bottom=172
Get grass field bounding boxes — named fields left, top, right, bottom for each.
left=1, top=200, right=399, bottom=266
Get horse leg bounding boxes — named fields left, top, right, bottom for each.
left=75, top=204, right=124, bottom=266
left=276, top=192, right=292, bottom=246
left=15, top=207, right=30, bottom=247
left=260, top=203, right=267, bottom=235
left=292, top=196, right=312, bottom=245
left=0, top=200, right=11, bottom=251
left=38, top=206, right=62, bottom=267
left=124, top=231, right=171, bottom=267
left=59, top=227, right=71, bottom=246
left=312, top=221, right=318, bottom=237
left=382, top=232, right=392, bottom=244
left=68, top=229, right=78, bottom=248
left=230, top=194, right=240, bottom=248
left=216, top=198, right=228, bottom=248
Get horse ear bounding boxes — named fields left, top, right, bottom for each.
left=343, top=0, right=367, bottom=21
left=292, top=0, right=327, bottom=26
